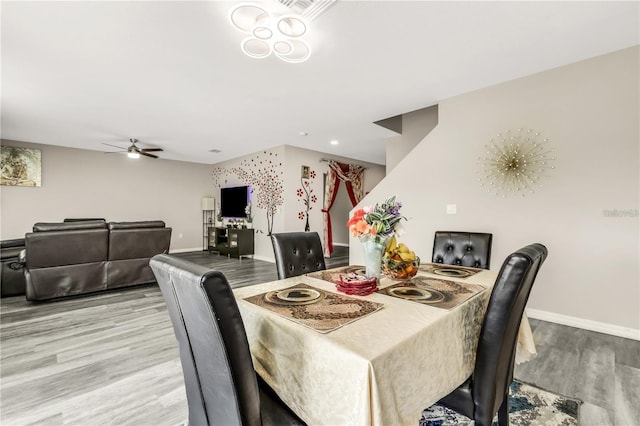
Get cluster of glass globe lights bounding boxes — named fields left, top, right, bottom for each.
left=230, top=4, right=311, bottom=63
left=477, top=129, right=556, bottom=198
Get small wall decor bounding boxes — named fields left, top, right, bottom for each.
left=477, top=128, right=555, bottom=197
left=301, top=165, right=310, bottom=179
left=1, top=146, right=42, bottom=187
left=297, top=169, right=317, bottom=231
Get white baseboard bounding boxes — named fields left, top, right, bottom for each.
left=169, top=247, right=204, bottom=254
left=251, top=254, right=274, bottom=263
left=167, top=248, right=274, bottom=263
left=526, top=308, right=640, bottom=341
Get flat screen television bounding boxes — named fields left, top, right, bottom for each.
left=220, top=185, right=249, bottom=218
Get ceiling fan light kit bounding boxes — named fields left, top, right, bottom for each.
left=103, top=138, right=163, bottom=159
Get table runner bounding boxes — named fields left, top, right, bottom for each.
left=244, top=283, right=384, bottom=333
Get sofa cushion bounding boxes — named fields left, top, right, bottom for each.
left=25, top=262, right=107, bottom=300
left=108, top=227, right=171, bottom=260
left=26, top=229, right=109, bottom=268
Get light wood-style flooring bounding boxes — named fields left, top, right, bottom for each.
left=1, top=248, right=638, bottom=425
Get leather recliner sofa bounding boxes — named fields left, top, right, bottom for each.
left=24, top=220, right=171, bottom=301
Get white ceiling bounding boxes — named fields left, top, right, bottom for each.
left=2, top=1, right=638, bottom=165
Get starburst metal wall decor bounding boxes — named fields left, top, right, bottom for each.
left=477, top=128, right=556, bottom=197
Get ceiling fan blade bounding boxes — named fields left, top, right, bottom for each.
left=140, top=151, right=159, bottom=159
left=140, top=148, right=163, bottom=152
left=102, top=142, right=127, bottom=150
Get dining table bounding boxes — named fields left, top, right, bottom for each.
left=233, top=263, right=536, bottom=426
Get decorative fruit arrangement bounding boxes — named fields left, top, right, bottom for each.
left=382, top=236, right=420, bottom=279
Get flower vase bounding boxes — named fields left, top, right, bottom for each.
left=359, top=234, right=391, bottom=279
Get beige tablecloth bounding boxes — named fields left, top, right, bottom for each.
left=233, top=267, right=535, bottom=426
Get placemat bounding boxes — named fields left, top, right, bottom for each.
left=419, top=263, right=483, bottom=278
left=244, top=283, right=383, bottom=333
left=306, top=265, right=367, bottom=284
left=378, top=276, right=485, bottom=310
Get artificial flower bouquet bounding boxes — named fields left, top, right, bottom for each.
left=347, top=195, right=405, bottom=239
left=347, top=196, right=419, bottom=279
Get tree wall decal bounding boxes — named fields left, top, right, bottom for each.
left=212, top=150, right=284, bottom=235
left=296, top=169, right=317, bottom=231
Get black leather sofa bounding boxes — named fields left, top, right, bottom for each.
left=23, top=220, right=171, bottom=301
left=1, top=238, right=27, bottom=297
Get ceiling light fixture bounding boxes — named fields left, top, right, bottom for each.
left=330, top=140, right=339, bottom=145
left=229, top=3, right=311, bottom=63
left=127, top=152, right=140, bottom=159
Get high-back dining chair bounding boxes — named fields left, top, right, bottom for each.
left=270, top=232, right=326, bottom=280
left=149, top=254, right=305, bottom=426
left=432, top=231, right=493, bottom=269
left=435, top=243, right=548, bottom=426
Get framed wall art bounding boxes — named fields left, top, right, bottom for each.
left=1, top=146, right=42, bottom=187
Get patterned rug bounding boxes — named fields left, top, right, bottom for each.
left=420, top=381, right=581, bottom=426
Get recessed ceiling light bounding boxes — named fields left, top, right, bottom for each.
left=209, top=149, right=222, bottom=153
left=299, top=131, right=308, bottom=136
left=330, top=140, right=339, bottom=145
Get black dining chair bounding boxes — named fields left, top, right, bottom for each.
left=150, top=254, right=305, bottom=426
left=433, top=243, right=548, bottom=426
left=432, top=231, right=493, bottom=269
left=270, top=232, right=326, bottom=279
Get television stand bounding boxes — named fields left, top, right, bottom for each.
left=208, top=227, right=254, bottom=259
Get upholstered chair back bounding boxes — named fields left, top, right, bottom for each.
left=471, top=243, right=547, bottom=424
left=271, top=232, right=326, bottom=279
left=432, top=231, right=493, bottom=269
left=150, top=254, right=262, bottom=426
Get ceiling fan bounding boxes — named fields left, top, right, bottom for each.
left=103, top=139, right=163, bottom=159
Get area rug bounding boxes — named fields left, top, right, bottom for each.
left=420, top=381, right=581, bottom=426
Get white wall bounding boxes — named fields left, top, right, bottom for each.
left=0, top=140, right=212, bottom=251
left=386, top=105, right=439, bottom=173
left=330, top=183, right=352, bottom=246
left=351, top=46, right=639, bottom=333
